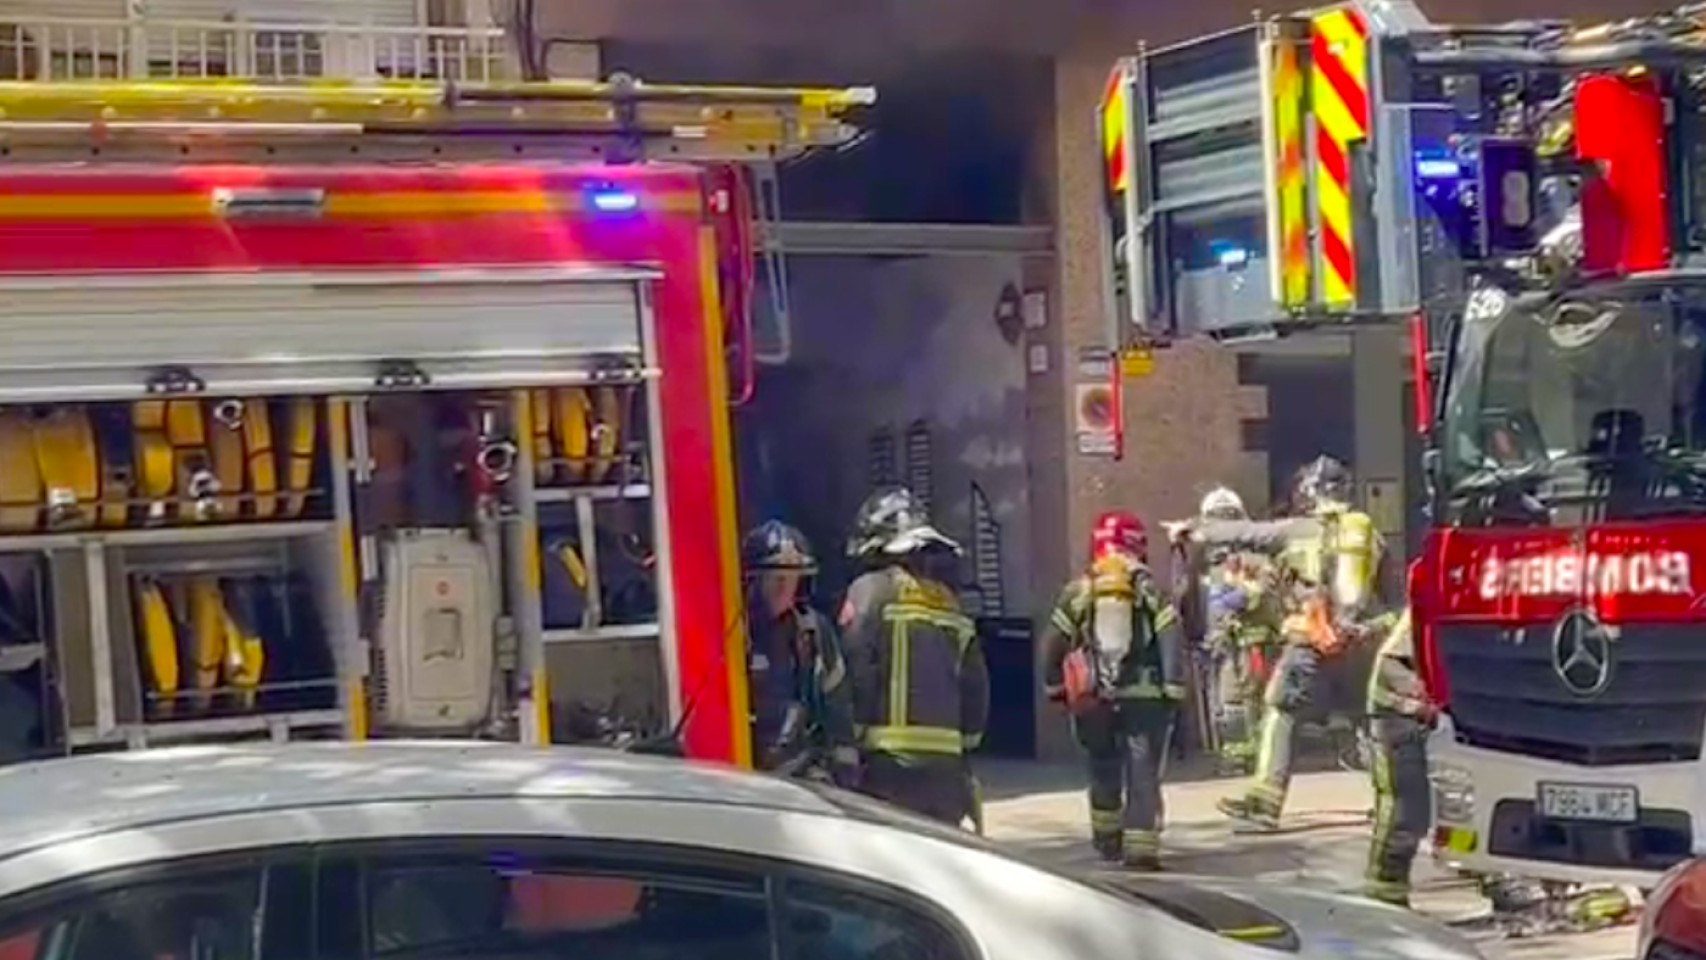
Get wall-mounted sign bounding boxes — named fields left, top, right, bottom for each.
left=1075, top=384, right=1118, bottom=456
left=1075, top=348, right=1123, bottom=459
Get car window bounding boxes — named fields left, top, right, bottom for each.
left=344, top=846, right=771, bottom=960
left=0, top=855, right=313, bottom=960
left=782, top=877, right=970, bottom=960
left=331, top=839, right=975, bottom=960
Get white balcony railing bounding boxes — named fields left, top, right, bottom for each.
left=0, top=16, right=512, bottom=82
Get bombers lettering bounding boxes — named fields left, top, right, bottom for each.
left=1478, top=550, right=1693, bottom=600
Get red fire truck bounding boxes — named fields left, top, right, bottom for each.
left=0, top=24, right=870, bottom=769
left=1102, top=0, right=1706, bottom=886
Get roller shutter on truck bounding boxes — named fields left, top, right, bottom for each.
left=0, top=269, right=652, bottom=402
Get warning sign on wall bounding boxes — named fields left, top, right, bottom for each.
left=1075, top=383, right=1118, bottom=456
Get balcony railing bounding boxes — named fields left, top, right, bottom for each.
left=0, top=16, right=511, bottom=82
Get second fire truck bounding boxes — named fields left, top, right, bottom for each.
left=1102, top=0, right=1706, bottom=886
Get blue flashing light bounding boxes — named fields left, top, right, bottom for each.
left=1415, top=154, right=1462, bottom=180
left=589, top=188, right=640, bottom=213
left=1208, top=239, right=1250, bottom=268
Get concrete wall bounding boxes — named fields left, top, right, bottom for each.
left=737, top=255, right=1033, bottom=617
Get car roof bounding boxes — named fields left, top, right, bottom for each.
left=0, top=741, right=840, bottom=853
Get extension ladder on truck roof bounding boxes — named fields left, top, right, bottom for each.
left=0, top=24, right=869, bottom=762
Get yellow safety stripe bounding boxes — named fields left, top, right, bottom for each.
left=1252, top=710, right=1286, bottom=787
left=1365, top=745, right=1398, bottom=886
left=862, top=725, right=962, bottom=755
left=1090, top=809, right=1123, bottom=831
left=884, top=603, right=975, bottom=637
left=1124, top=829, right=1160, bottom=850
left=1051, top=605, right=1078, bottom=636
left=887, top=618, right=909, bottom=728
left=961, top=731, right=983, bottom=750
left=1364, top=879, right=1410, bottom=904
left=1222, top=925, right=1290, bottom=942
left=1151, top=604, right=1178, bottom=631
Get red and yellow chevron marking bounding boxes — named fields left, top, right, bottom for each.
left=1271, top=39, right=1310, bottom=308
left=1101, top=65, right=1131, bottom=195
left=1310, top=6, right=1370, bottom=308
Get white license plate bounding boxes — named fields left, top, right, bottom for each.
left=1537, top=782, right=1639, bottom=823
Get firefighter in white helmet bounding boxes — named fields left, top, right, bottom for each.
left=1195, top=487, right=1281, bottom=775
left=1168, top=456, right=1393, bottom=832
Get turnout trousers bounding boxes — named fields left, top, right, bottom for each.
left=1236, top=643, right=1359, bottom=822
left=1365, top=714, right=1431, bottom=906
left=1074, top=699, right=1177, bottom=866
left=860, top=753, right=972, bottom=827
left=1211, top=642, right=1274, bottom=771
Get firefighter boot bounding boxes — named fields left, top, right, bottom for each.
left=1120, top=701, right=1173, bottom=872
left=1123, top=830, right=1162, bottom=872
left=1090, top=808, right=1124, bottom=863
left=1217, top=793, right=1280, bottom=833
left=1079, top=706, right=1127, bottom=862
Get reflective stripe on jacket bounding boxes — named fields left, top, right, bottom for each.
left=1041, top=565, right=1187, bottom=702
left=840, top=565, right=989, bottom=757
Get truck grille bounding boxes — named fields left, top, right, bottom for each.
left=1436, top=623, right=1706, bottom=765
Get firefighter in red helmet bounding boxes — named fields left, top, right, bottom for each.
left=1041, top=510, right=1187, bottom=869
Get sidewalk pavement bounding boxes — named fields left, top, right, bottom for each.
left=975, top=759, right=1638, bottom=960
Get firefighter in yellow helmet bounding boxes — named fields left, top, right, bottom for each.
left=1363, top=607, right=1439, bottom=907
left=839, top=487, right=989, bottom=826
left=1041, top=510, right=1185, bottom=870
left=1167, top=456, right=1393, bottom=832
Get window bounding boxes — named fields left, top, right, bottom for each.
left=344, top=846, right=771, bottom=960
left=336, top=839, right=975, bottom=960
left=0, top=855, right=312, bottom=960
left=782, top=878, right=970, bottom=960
left=252, top=31, right=323, bottom=79
left=0, top=839, right=975, bottom=960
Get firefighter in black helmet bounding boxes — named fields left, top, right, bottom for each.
left=1167, top=455, right=1393, bottom=832
left=742, top=520, right=859, bottom=784
left=839, top=487, right=990, bottom=826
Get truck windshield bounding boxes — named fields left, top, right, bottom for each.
left=1440, top=285, right=1706, bottom=520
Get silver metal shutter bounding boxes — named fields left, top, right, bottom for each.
left=0, top=267, right=653, bottom=402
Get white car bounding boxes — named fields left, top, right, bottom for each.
left=0, top=742, right=1482, bottom=960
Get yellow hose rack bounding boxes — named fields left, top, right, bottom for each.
left=0, top=76, right=874, bottom=161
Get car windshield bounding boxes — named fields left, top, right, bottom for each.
left=1439, top=284, right=1706, bottom=521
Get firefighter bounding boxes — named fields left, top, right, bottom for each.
left=839, top=487, right=989, bottom=826
left=1364, top=608, right=1438, bottom=908
left=1196, top=487, right=1281, bottom=774
left=1167, top=455, right=1390, bottom=832
left=1042, top=511, right=1186, bottom=870
left=742, top=521, right=859, bottom=784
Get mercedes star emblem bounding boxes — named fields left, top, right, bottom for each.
left=1552, top=610, right=1613, bottom=697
